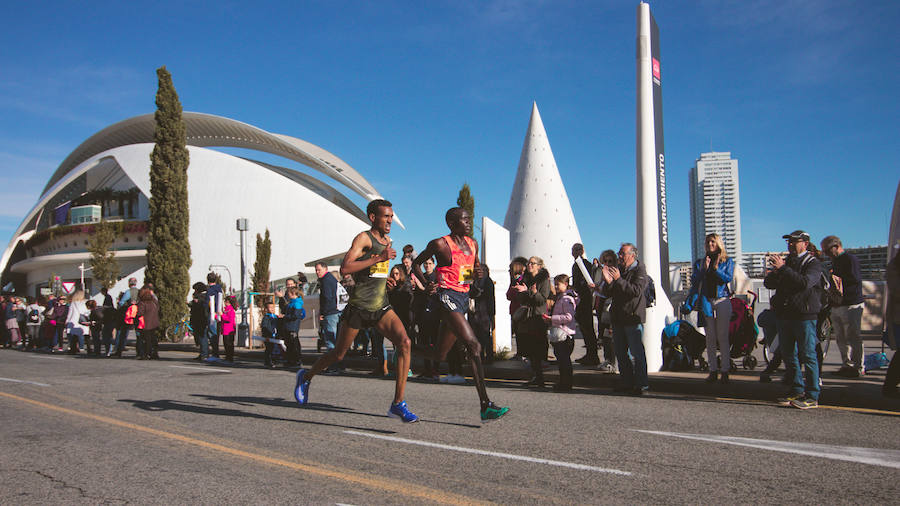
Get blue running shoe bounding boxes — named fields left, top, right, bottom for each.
left=294, top=369, right=309, bottom=406
left=387, top=401, right=419, bottom=423
left=480, top=402, right=510, bottom=423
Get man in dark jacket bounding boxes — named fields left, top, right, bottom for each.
left=601, top=243, right=649, bottom=395
left=821, top=235, right=866, bottom=377
left=765, top=230, right=824, bottom=409
left=316, top=262, right=343, bottom=374
left=571, top=243, right=599, bottom=365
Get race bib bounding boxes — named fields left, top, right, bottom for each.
left=370, top=259, right=389, bottom=278
left=459, top=265, right=474, bottom=285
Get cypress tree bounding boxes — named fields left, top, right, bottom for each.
left=145, top=66, right=191, bottom=330
left=457, top=183, right=475, bottom=238
left=89, top=220, right=120, bottom=289
left=252, top=229, right=271, bottom=307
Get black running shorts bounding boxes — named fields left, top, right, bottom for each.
left=340, top=303, right=393, bottom=330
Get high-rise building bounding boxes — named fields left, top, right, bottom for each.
left=689, top=151, right=743, bottom=264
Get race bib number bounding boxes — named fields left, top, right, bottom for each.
left=459, top=265, right=474, bottom=285
left=370, top=259, right=389, bottom=278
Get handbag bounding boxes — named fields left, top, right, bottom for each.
left=78, top=313, right=90, bottom=325
left=511, top=306, right=529, bottom=324
left=547, top=326, right=569, bottom=344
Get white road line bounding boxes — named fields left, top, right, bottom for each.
left=636, top=430, right=900, bottom=469
left=345, top=430, right=632, bottom=476
left=27, top=354, right=64, bottom=360
left=169, top=365, right=232, bottom=373
left=0, top=377, right=50, bottom=387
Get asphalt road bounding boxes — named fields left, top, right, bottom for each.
left=1, top=349, right=898, bottom=504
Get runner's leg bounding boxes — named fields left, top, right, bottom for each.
left=442, top=312, right=490, bottom=407
left=376, top=310, right=411, bottom=405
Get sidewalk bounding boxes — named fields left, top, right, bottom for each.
left=159, top=331, right=899, bottom=414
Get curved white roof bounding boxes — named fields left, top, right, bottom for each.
left=43, top=112, right=382, bottom=204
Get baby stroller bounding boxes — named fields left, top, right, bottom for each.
left=661, top=319, right=708, bottom=371
left=728, top=291, right=760, bottom=369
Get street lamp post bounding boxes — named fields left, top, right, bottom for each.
left=207, top=264, right=233, bottom=292
left=236, top=218, right=249, bottom=347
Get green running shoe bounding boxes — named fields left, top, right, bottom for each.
left=480, top=402, right=510, bottom=423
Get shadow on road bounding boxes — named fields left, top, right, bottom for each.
left=189, top=394, right=482, bottom=429
left=118, top=397, right=397, bottom=434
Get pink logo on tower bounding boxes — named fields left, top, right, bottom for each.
left=652, top=58, right=660, bottom=81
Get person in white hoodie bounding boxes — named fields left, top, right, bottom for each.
left=543, top=274, right=579, bottom=392
left=65, top=290, right=90, bottom=354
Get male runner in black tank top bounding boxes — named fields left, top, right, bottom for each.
left=412, top=207, right=509, bottom=422
left=293, top=199, right=418, bottom=423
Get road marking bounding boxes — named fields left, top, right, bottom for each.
left=344, top=430, right=633, bottom=476
left=27, top=354, right=64, bottom=360
left=636, top=430, right=900, bottom=469
left=169, top=365, right=232, bottom=373
left=0, top=377, right=50, bottom=387
left=713, top=396, right=900, bottom=417
left=0, top=392, right=484, bottom=505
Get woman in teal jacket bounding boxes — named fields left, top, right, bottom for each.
left=684, top=233, right=735, bottom=383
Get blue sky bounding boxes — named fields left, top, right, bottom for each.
left=2, top=0, right=898, bottom=265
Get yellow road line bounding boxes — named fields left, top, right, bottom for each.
left=0, top=392, right=486, bottom=505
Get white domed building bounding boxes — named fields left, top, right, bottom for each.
left=0, top=112, right=394, bottom=297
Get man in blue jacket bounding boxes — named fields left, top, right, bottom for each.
left=764, top=230, right=824, bottom=410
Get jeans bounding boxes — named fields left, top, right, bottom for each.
left=778, top=318, right=820, bottom=400
left=832, top=304, right=865, bottom=371
left=321, top=313, right=340, bottom=351
left=612, top=323, right=648, bottom=389
left=201, top=321, right=217, bottom=358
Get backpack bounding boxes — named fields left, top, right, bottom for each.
left=28, top=308, right=40, bottom=324
left=820, top=272, right=843, bottom=307
left=645, top=275, right=656, bottom=308
left=336, top=283, right=349, bottom=311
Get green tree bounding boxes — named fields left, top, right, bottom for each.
left=252, top=229, right=271, bottom=307
left=145, top=66, right=191, bottom=330
left=457, top=183, right=475, bottom=238
left=89, top=220, right=120, bottom=289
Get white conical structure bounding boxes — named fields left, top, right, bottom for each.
left=504, top=102, right=582, bottom=278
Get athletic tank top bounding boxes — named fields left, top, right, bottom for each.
left=436, top=235, right=476, bottom=293
left=349, top=230, right=390, bottom=311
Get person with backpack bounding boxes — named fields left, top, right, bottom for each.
left=542, top=274, right=578, bottom=392
left=25, top=296, right=44, bottom=350
left=221, top=295, right=237, bottom=364
left=189, top=282, right=208, bottom=360
left=601, top=243, right=650, bottom=395
left=683, top=233, right=735, bottom=384
left=765, top=230, right=824, bottom=410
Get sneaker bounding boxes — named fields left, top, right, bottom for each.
left=719, top=372, right=729, bottom=384
left=705, top=371, right=718, bottom=383
left=598, top=362, right=617, bottom=374
left=387, top=401, right=419, bottom=423
left=439, top=375, right=449, bottom=383
left=447, top=374, right=466, bottom=384
left=790, top=395, right=818, bottom=410
left=293, top=369, right=309, bottom=406
left=777, top=392, right=804, bottom=406
left=480, top=402, right=510, bottom=423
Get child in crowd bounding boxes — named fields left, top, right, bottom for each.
left=282, top=287, right=305, bottom=367
left=543, top=274, right=578, bottom=392
left=260, top=301, right=283, bottom=368
left=221, top=295, right=237, bottom=363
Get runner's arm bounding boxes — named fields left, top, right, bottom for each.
left=340, top=232, right=392, bottom=276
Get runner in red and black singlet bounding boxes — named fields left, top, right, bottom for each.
left=292, top=199, right=419, bottom=423
left=412, top=207, right=509, bottom=422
